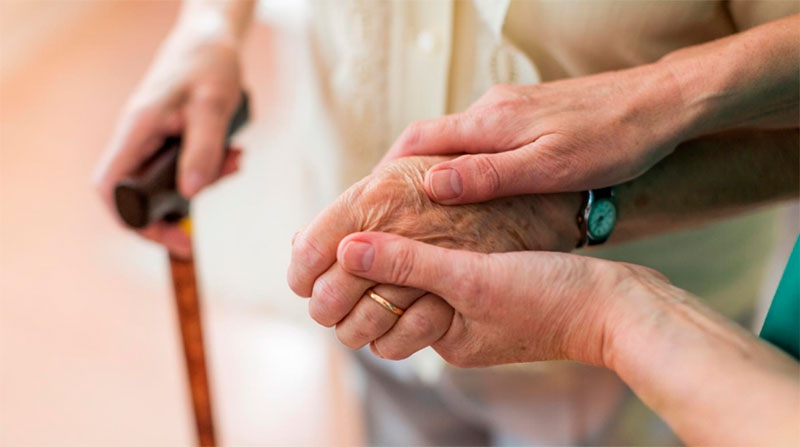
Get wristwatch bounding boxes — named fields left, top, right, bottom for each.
left=576, top=187, right=617, bottom=248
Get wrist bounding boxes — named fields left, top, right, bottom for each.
left=553, top=259, right=656, bottom=367
left=170, top=19, right=243, bottom=51
left=593, top=263, right=674, bottom=372
left=656, top=50, right=728, bottom=140
left=622, top=62, right=698, bottom=151
left=540, top=192, right=584, bottom=252
left=172, top=2, right=254, bottom=49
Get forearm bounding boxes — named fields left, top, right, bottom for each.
left=660, top=14, right=799, bottom=137
left=173, top=0, right=256, bottom=45
left=609, top=129, right=799, bottom=244
left=606, top=282, right=800, bottom=445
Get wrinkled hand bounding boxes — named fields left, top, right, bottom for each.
left=380, top=64, right=689, bottom=204
left=337, top=232, right=800, bottom=447
left=337, top=231, right=664, bottom=367
left=93, top=26, right=245, bottom=258
left=288, top=156, right=581, bottom=358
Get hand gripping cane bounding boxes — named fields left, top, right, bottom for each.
left=113, top=93, right=250, bottom=446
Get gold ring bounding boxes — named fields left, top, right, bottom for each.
left=365, top=288, right=405, bottom=316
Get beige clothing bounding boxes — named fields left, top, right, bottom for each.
left=303, top=0, right=798, bottom=444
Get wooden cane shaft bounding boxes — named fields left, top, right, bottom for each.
left=169, top=253, right=216, bottom=447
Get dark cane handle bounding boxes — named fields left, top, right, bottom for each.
left=113, top=92, right=250, bottom=229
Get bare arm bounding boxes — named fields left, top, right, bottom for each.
left=379, top=15, right=800, bottom=204
left=334, top=232, right=800, bottom=445
left=611, top=128, right=799, bottom=244
left=664, top=13, right=800, bottom=136
left=608, top=273, right=800, bottom=446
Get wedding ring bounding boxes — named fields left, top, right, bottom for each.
left=365, top=288, right=405, bottom=316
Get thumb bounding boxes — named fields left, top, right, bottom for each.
left=337, top=232, right=485, bottom=308
left=424, top=134, right=582, bottom=204
left=423, top=149, right=535, bottom=205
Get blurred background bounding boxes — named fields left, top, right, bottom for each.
left=0, top=1, right=363, bottom=445
left=1, top=1, right=797, bottom=446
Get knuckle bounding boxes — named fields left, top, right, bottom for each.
left=403, top=311, right=437, bottom=340
left=398, top=121, right=426, bottom=150
left=378, top=343, right=413, bottom=361
left=191, top=88, right=232, bottom=115
left=334, top=327, right=365, bottom=350
left=291, top=233, right=327, bottom=274
left=356, top=306, right=388, bottom=340
left=388, top=245, right=415, bottom=285
left=470, top=155, right=502, bottom=198
left=286, top=269, right=309, bottom=298
left=309, top=278, right=348, bottom=327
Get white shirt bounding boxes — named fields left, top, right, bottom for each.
left=297, top=0, right=798, bottom=442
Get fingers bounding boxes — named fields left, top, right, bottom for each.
left=334, top=284, right=426, bottom=350
left=337, top=232, right=485, bottom=307
left=218, top=147, right=243, bottom=178
left=370, top=293, right=453, bottom=360
left=178, top=88, right=239, bottom=198
left=422, top=134, right=578, bottom=204
left=288, top=197, right=360, bottom=297
left=138, top=221, right=192, bottom=259
left=308, top=263, right=375, bottom=327
left=378, top=112, right=504, bottom=167
left=423, top=149, right=532, bottom=204
left=93, top=103, right=181, bottom=209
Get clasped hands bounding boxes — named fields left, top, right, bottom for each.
left=287, top=65, right=691, bottom=367
left=287, top=155, right=640, bottom=367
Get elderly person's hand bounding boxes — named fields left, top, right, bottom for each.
left=287, top=156, right=582, bottom=358
left=380, top=14, right=799, bottom=205
left=336, top=231, right=800, bottom=446
left=93, top=2, right=253, bottom=258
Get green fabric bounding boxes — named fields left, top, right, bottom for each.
left=760, top=234, right=800, bottom=360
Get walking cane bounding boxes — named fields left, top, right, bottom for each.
left=112, top=93, right=250, bottom=446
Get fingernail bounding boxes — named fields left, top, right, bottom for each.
left=343, top=241, right=374, bottom=272
left=183, top=170, right=204, bottom=197
left=428, top=169, right=462, bottom=201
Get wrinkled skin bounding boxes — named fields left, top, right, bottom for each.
left=288, top=155, right=582, bottom=358
left=336, top=232, right=800, bottom=447
left=341, top=156, right=581, bottom=253
left=379, top=69, right=687, bottom=205
left=336, top=231, right=650, bottom=367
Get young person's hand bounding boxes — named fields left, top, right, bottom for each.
left=381, top=15, right=799, bottom=206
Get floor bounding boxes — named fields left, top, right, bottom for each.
left=0, top=2, right=361, bottom=445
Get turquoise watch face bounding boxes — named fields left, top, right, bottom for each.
left=587, top=198, right=617, bottom=240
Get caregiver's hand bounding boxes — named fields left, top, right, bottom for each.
left=381, top=14, right=799, bottom=205
left=338, top=231, right=634, bottom=367
left=288, top=156, right=581, bottom=357
left=338, top=232, right=800, bottom=446
left=93, top=14, right=247, bottom=258
left=381, top=66, right=687, bottom=203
